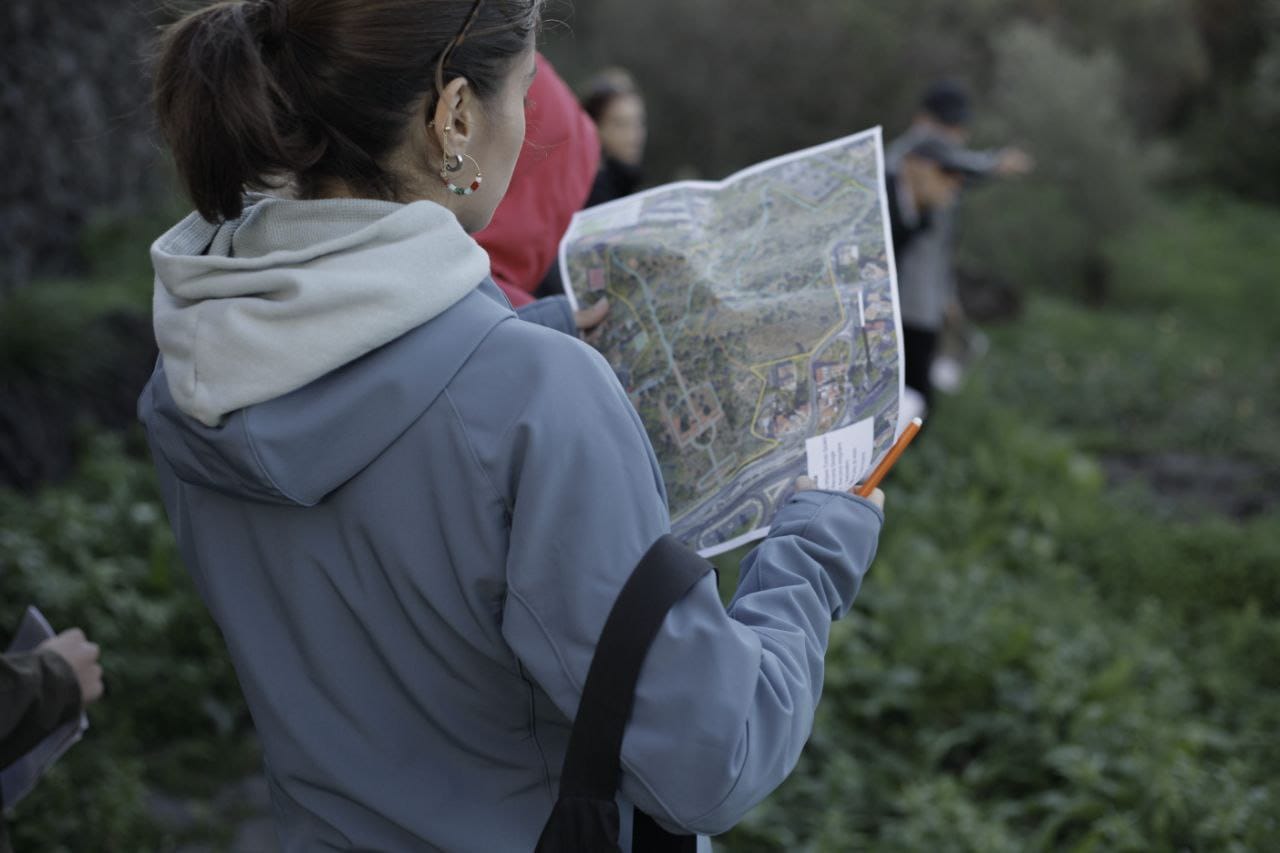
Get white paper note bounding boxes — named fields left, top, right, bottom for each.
left=805, top=417, right=876, bottom=492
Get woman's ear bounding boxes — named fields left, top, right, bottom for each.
left=430, top=76, right=476, bottom=154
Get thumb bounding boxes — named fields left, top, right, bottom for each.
left=574, top=297, right=611, bottom=330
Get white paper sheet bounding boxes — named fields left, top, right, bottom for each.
left=805, top=417, right=876, bottom=492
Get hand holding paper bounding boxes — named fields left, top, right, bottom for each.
left=1, top=607, right=93, bottom=809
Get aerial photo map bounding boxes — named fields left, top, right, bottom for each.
left=560, top=127, right=904, bottom=557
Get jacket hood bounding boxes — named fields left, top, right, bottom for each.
left=139, top=282, right=514, bottom=507
left=151, top=195, right=489, bottom=427
left=140, top=196, right=512, bottom=507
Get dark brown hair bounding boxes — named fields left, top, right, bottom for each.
left=153, top=0, right=542, bottom=221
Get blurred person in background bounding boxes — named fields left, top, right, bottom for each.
left=1, top=628, right=103, bottom=853
left=581, top=68, right=648, bottom=206
left=886, top=80, right=1033, bottom=412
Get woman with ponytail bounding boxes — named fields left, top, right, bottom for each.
left=141, top=2, right=885, bottom=849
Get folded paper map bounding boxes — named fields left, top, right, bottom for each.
left=561, top=127, right=905, bottom=557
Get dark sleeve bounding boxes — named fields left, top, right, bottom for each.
left=949, top=146, right=1004, bottom=178
left=887, top=172, right=931, bottom=253
left=515, top=295, right=578, bottom=337
left=585, top=158, right=642, bottom=208
left=533, top=258, right=566, bottom=299
left=0, top=650, right=81, bottom=770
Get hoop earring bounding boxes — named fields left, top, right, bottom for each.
left=440, top=153, right=483, bottom=196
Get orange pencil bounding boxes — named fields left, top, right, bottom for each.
left=855, top=417, right=923, bottom=497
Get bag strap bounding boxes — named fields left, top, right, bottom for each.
left=556, top=534, right=711, bottom=849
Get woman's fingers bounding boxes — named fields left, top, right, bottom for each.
left=574, top=297, right=611, bottom=331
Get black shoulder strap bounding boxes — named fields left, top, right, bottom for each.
left=556, top=534, right=711, bottom=851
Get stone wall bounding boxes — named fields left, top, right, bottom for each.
left=2, top=1, right=166, bottom=291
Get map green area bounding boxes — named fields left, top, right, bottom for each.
left=561, top=128, right=902, bottom=555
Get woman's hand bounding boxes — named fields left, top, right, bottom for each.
left=575, top=297, right=610, bottom=335
left=795, top=476, right=885, bottom=510
left=860, top=487, right=885, bottom=510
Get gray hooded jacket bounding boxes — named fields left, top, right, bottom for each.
left=139, top=196, right=883, bottom=852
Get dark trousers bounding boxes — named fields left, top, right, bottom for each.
left=902, top=324, right=939, bottom=409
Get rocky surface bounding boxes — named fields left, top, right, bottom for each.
left=2, top=1, right=168, bottom=291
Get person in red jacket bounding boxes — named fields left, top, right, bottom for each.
left=475, top=53, right=607, bottom=328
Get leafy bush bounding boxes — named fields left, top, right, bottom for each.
left=1188, top=2, right=1280, bottom=203
left=719, top=197, right=1280, bottom=850
left=958, top=24, right=1155, bottom=300
left=0, top=432, right=256, bottom=851
left=719, top=377, right=1280, bottom=851
left=983, top=195, right=1280, bottom=469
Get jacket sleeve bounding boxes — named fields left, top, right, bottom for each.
left=949, top=145, right=1004, bottom=177
left=497, top=341, right=883, bottom=835
left=0, top=650, right=82, bottom=770
left=515, top=295, right=577, bottom=337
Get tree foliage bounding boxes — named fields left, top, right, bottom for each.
left=958, top=25, right=1154, bottom=300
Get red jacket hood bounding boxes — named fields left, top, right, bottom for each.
left=475, top=54, right=600, bottom=306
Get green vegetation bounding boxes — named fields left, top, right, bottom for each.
left=0, top=207, right=259, bottom=849
left=958, top=22, right=1154, bottom=300
left=714, top=196, right=1280, bottom=850
left=2, top=196, right=1276, bottom=849
left=0, top=434, right=258, bottom=851
left=990, top=193, right=1280, bottom=469
left=6, top=0, right=1278, bottom=847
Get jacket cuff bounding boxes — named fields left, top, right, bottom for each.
left=515, top=295, right=578, bottom=337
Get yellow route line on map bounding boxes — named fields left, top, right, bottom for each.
left=737, top=441, right=783, bottom=470
left=731, top=270, right=847, bottom=376
left=746, top=372, right=778, bottom=445
left=605, top=286, right=645, bottom=331
left=734, top=254, right=849, bottom=454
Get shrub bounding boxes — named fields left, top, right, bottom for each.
left=0, top=433, right=256, bottom=850
left=719, top=197, right=1279, bottom=850
left=958, top=24, right=1155, bottom=301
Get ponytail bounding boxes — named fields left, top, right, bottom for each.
left=152, top=0, right=317, bottom=222
left=152, top=0, right=543, bottom=222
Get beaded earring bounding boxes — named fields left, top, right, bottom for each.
left=440, top=152, right=484, bottom=196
